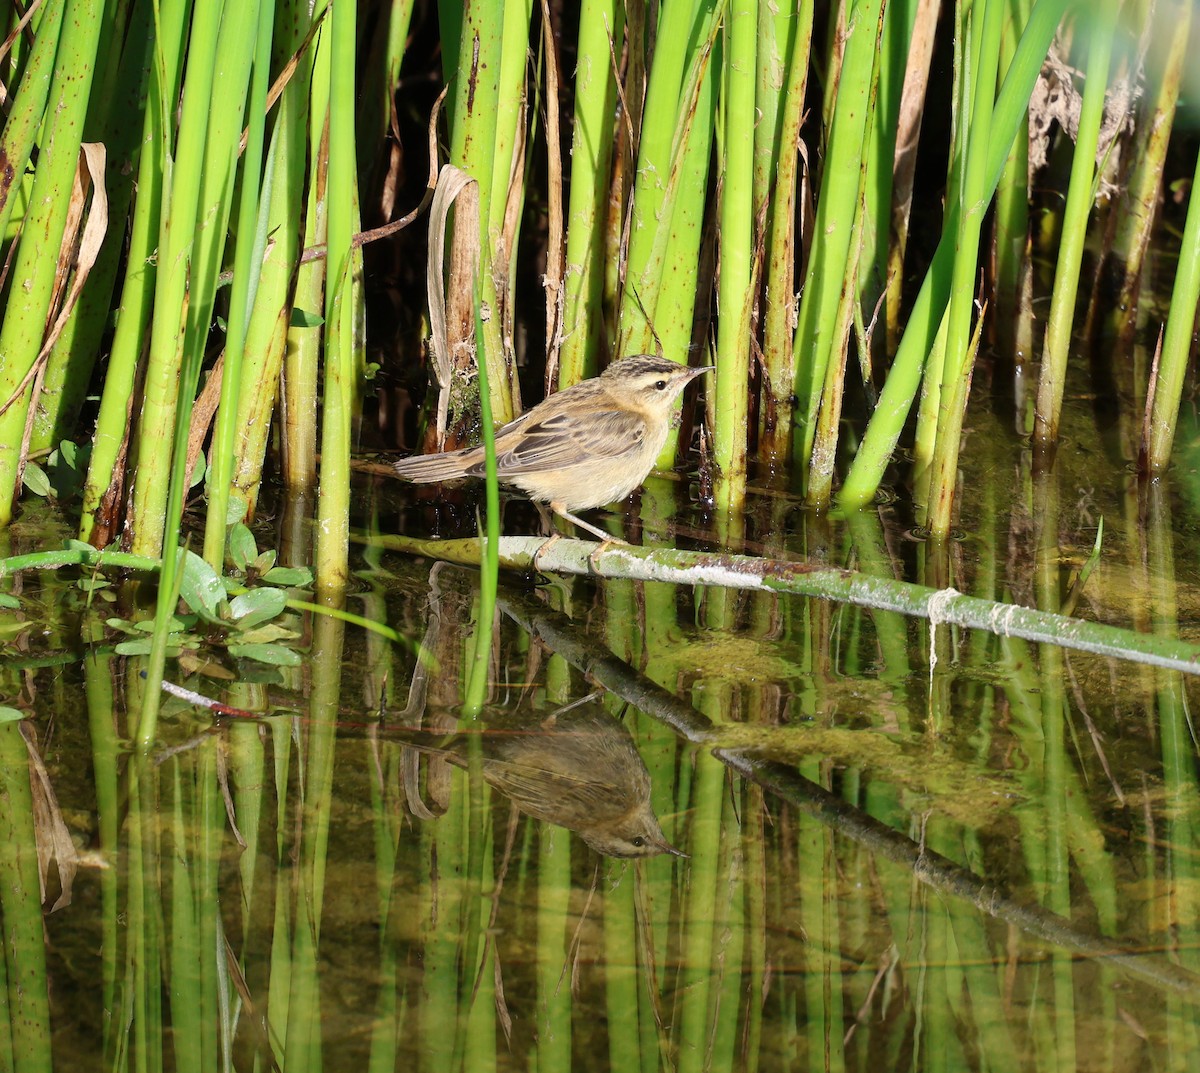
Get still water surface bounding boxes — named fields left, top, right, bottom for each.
left=5, top=395, right=1200, bottom=1072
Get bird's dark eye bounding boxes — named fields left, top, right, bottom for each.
left=653, top=380, right=667, bottom=391
left=631, top=837, right=645, bottom=847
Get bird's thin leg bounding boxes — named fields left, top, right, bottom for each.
left=534, top=501, right=555, bottom=536
left=550, top=501, right=629, bottom=545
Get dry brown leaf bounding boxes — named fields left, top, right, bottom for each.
left=494, top=953, right=513, bottom=1045
left=425, top=164, right=480, bottom=449
left=23, top=723, right=78, bottom=913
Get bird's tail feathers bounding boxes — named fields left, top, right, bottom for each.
left=393, top=450, right=479, bottom=484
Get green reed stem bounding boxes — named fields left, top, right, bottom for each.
left=227, top=711, right=266, bottom=946
left=0, top=724, right=51, bottom=1073
left=759, top=0, right=814, bottom=463
left=80, top=0, right=190, bottom=546
left=709, top=802, right=746, bottom=1073
left=282, top=607, right=342, bottom=1067
left=422, top=837, right=464, bottom=1073
left=861, top=0, right=922, bottom=311
left=926, top=0, right=1005, bottom=539
left=837, top=0, right=1072, bottom=510
left=1032, top=3, right=1115, bottom=449
left=127, top=759, right=165, bottom=1073
left=0, top=0, right=65, bottom=241
left=652, top=32, right=719, bottom=462
left=203, top=0, right=275, bottom=567
left=130, top=0, right=248, bottom=557
left=83, top=651, right=121, bottom=1059
left=792, top=0, right=885, bottom=471
left=166, top=760, right=202, bottom=1072
left=312, top=0, right=358, bottom=594
left=806, top=0, right=887, bottom=511
left=139, top=0, right=264, bottom=745
left=536, top=831, right=572, bottom=1071
left=358, top=0, right=416, bottom=192
left=559, top=0, right=625, bottom=386
left=231, top=73, right=308, bottom=514
left=1144, top=140, right=1200, bottom=473
left=884, top=0, right=940, bottom=354
left=489, top=0, right=533, bottom=237
left=993, top=0, right=1033, bottom=370
left=31, top=1, right=152, bottom=455
left=1111, top=0, right=1190, bottom=341
left=618, top=1, right=725, bottom=358
left=444, top=0, right=517, bottom=425
left=463, top=305, right=500, bottom=720
left=281, top=7, right=330, bottom=499
left=0, top=0, right=103, bottom=527
left=712, top=0, right=756, bottom=516
left=1146, top=486, right=1200, bottom=1001
left=603, top=856, right=641, bottom=1073
left=799, top=796, right=846, bottom=1069
left=1034, top=474, right=1081, bottom=1067
left=676, top=748, right=726, bottom=1073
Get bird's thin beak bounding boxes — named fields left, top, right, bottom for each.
left=658, top=836, right=689, bottom=858
left=684, top=365, right=713, bottom=382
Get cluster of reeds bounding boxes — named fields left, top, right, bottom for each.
left=2, top=0, right=1197, bottom=580
left=391, top=0, right=1199, bottom=538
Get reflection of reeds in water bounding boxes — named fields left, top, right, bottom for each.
left=8, top=484, right=1200, bottom=1072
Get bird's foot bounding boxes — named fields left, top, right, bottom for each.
left=533, top=533, right=562, bottom=573
left=588, top=539, right=618, bottom=572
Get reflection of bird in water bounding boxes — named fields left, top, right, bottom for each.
left=389, top=701, right=685, bottom=859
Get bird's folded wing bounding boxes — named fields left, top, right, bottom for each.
left=478, top=408, right=646, bottom=475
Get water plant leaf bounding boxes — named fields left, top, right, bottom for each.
left=179, top=550, right=226, bottom=619
left=235, top=623, right=300, bottom=645
left=0, top=707, right=25, bottom=723
left=228, top=587, right=287, bottom=628
left=22, top=463, right=51, bottom=498
left=263, top=565, right=313, bottom=586
left=250, top=549, right=277, bottom=575
left=47, top=441, right=88, bottom=502
left=116, top=639, right=184, bottom=656
left=189, top=453, right=207, bottom=489
left=229, top=524, right=257, bottom=571
left=226, top=495, right=248, bottom=525
left=290, top=307, right=324, bottom=327
left=108, top=615, right=193, bottom=635
left=177, top=651, right=236, bottom=680
left=132, top=616, right=193, bottom=634
left=0, top=594, right=20, bottom=609
left=227, top=642, right=302, bottom=666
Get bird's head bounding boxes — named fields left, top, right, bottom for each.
left=601, top=355, right=711, bottom=416
left=577, top=802, right=688, bottom=859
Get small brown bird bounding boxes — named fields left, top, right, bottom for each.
left=394, top=354, right=711, bottom=541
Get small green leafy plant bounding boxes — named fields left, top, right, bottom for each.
left=105, top=524, right=313, bottom=667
